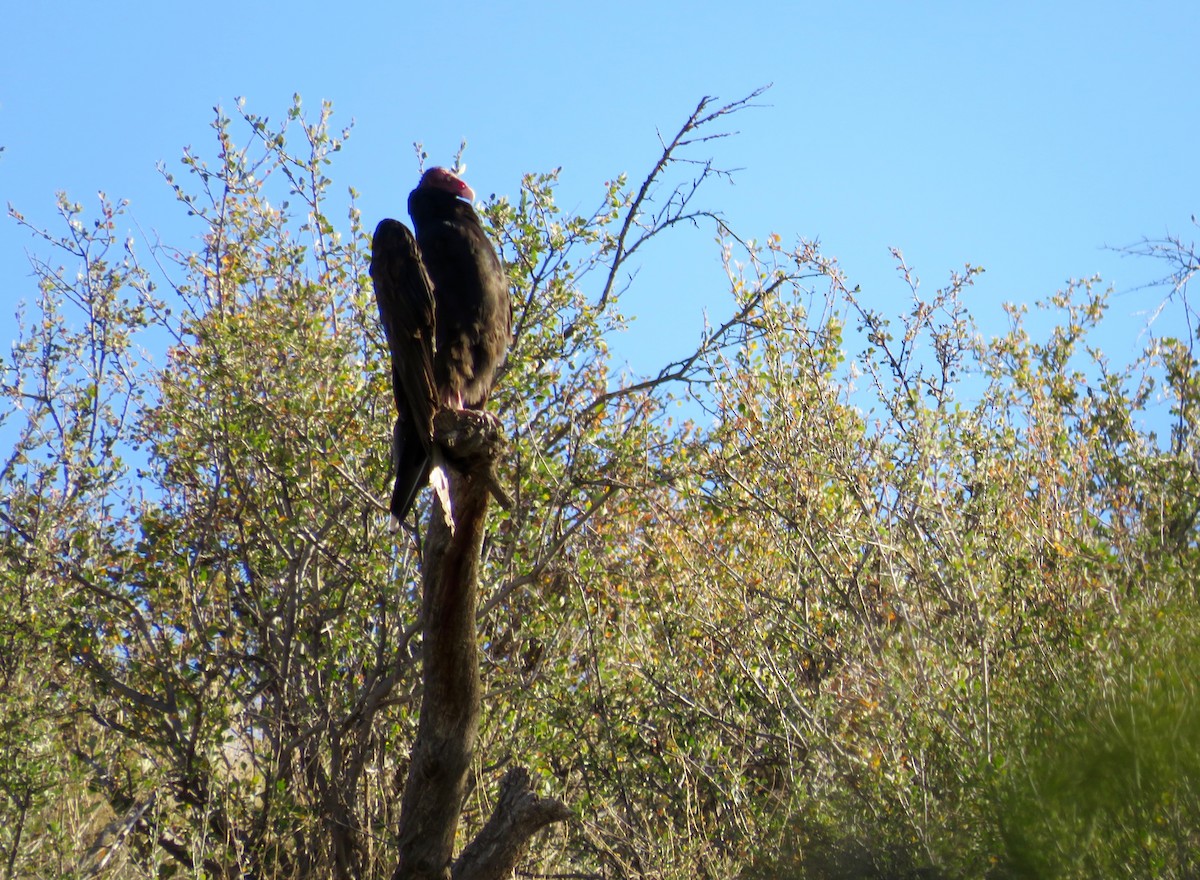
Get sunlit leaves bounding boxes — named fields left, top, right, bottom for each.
left=3, top=88, right=1200, bottom=879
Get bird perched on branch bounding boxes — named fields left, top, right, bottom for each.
left=370, top=167, right=511, bottom=527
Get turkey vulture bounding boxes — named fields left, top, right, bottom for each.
left=370, top=167, right=511, bottom=525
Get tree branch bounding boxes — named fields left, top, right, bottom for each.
left=453, top=767, right=572, bottom=880
left=392, top=411, right=570, bottom=880
left=596, top=86, right=770, bottom=311
left=391, top=411, right=504, bottom=880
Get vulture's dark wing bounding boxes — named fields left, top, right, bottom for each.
left=370, top=218, right=438, bottom=524
left=408, top=192, right=511, bottom=410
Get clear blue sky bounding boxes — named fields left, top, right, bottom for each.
left=3, top=1, right=1199, bottom=379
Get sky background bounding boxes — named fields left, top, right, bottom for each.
left=3, top=1, right=1199, bottom=386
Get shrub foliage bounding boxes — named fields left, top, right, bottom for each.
left=1, top=93, right=1197, bottom=879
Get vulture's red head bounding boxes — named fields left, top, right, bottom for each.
left=419, top=167, right=475, bottom=202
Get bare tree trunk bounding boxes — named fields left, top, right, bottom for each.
left=393, top=411, right=568, bottom=880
